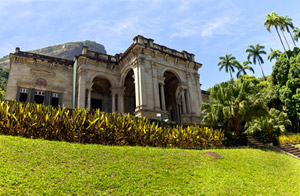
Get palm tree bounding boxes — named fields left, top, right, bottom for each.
left=264, top=12, right=289, bottom=59
left=201, top=80, right=268, bottom=137
left=294, top=26, right=300, bottom=42
left=267, top=48, right=282, bottom=62
left=278, top=16, right=291, bottom=50
left=281, top=15, right=296, bottom=47
left=246, top=44, right=267, bottom=81
left=217, top=54, right=239, bottom=79
left=236, top=61, right=255, bottom=78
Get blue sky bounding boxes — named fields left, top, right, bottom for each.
left=0, top=0, right=299, bottom=90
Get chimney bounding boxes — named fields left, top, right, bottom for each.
left=82, top=46, right=88, bottom=55
left=15, top=47, right=20, bottom=53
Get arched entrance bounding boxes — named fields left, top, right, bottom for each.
left=124, top=69, right=135, bottom=114
left=163, top=71, right=181, bottom=122
left=91, top=77, right=112, bottom=112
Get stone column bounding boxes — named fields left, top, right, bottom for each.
left=159, top=83, right=166, bottom=111
left=133, top=66, right=140, bottom=109
left=151, top=63, right=160, bottom=110
left=86, top=82, right=93, bottom=110
left=77, top=70, right=87, bottom=109
left=181, top=90, right=187, bottom=115
left=110, top=88, right=117, bottom=112
left=87, top=88, right=92, bottom=110
left=195, top=73, right=202, bottom=116
left=117, top=87, right=125, bottom=113
left=186, top=90, right=192, bottom=114
left=138, top=61, right=147, bottom=108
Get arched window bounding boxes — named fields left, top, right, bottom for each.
left=35, top=78, right=47, bottom=86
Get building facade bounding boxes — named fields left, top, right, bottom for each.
left=6, top=35, right=204, bottom=123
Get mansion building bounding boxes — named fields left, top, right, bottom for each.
left=5, top=35, right=204, bottom=123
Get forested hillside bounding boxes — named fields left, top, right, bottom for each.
left=0, top=40, right=106, bottom=68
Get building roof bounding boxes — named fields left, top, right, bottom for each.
left=11, top=47, right=75, bottom=66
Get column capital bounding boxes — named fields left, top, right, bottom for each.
left=111, top=87, right=126, bottom=95
left=86, top=82, right=93, bottom=90
left=157, top=76, right=165, bottom=83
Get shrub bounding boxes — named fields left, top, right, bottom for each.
left=278, top=134, right=300, bottom=145
left=0, top=100, right=224, bottom=148
left=245, top=108, right=291, bottom=144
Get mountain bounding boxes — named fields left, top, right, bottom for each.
left=0, top=40, right=106, bottom=68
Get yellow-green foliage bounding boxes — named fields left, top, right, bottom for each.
left=278, top=134, right=300, bottom=145
left=0, top=101, right=224, bottom=148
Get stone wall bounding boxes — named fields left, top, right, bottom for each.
left=6, top=49, right=73, bottom=108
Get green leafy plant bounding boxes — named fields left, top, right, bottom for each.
left=245, top=108, right=291, bottom=144
left=0, top=100, right=224, bottom=148
left=200, top=80, right=268, bottom=137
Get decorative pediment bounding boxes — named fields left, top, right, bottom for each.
left=31, top=68, right=56, bottom=76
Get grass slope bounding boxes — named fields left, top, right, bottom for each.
left=1, top=135, right=300, bottom=195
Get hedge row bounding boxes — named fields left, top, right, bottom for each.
left=0, top=101, right=225, bottom=148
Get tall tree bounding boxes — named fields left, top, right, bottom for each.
left=294, top=26, right=300, bottom=42
left=278, top=15, right=291, bottom=50
left=281, top=15, right=296, bottom=47
left=236, top=61, right=255, bottom=78
left=268, top=48, right=282, bottom=62
left=246, top=44, right=267, bottom=81
left=217, top=54, right=239, bottom=79
left=264, top=12, right=289, bottom=59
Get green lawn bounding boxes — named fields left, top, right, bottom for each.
left=1, top=135, right=300, bottom=195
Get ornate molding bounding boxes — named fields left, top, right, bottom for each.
left=30, top=68, right=56, bottom=76
left=164, top=54, right=169, bottom=61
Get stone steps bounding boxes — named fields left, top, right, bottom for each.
left=278, top=144, right=300, bottom=158
left=246, top=136, right=266, bottom=148
left=247, top=136, right=300, bottom=159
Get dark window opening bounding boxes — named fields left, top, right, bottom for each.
left=51, top=97, right=59, bottom=107
left=35, top=95, right=44, bottom=104
left=115, top=94, right=118, bottom=111
left=19, top=93, right=28, bottom=102
left=158, top=84, right=162, bottom=110
left=91, top=98, right=102, bottom=110
left=169, top=109, right=174, bottom=121
left=35, top=91, right=45, bottom=104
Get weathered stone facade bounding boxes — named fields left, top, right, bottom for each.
left=6, top=35, right=204, bottom=123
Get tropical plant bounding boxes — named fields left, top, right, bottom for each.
left=246, top=44, right=267, bottom=80
left=268, top=48, right=282, bottom=62
left=0, top=88, right=4, bottom=99
left=245, top=108, right=291, bottom=144
left=200, top=80, right=268, bottom=137
left=217, top=53, right=239, bottom=79
left=264, top=12, right=289, bottom=59
left=278, top=15, right=291, bottom=50
left=236, top=61, right=255, bottom=78
left=0, top=67, right=9, bottom=91
left=294, top=26, right=300, bottom=42
left=279, top=134, right=300, bottom=145
left=272, top=47, right=300, bottom=132
left=0, top=100, right=225, bottom=148
left=281, top=15, right=296, bottom=47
